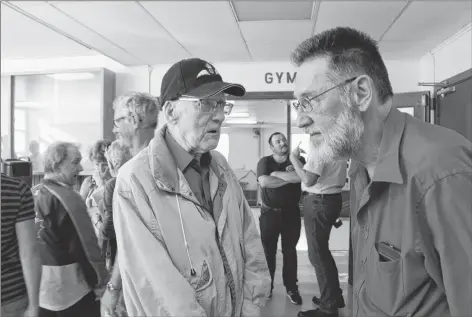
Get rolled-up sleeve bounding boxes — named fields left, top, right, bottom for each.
left=421, top=172, right=472, bottom=316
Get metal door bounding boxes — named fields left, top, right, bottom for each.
left=436, top=69, right=472, bottom=142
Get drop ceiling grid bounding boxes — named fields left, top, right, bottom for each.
left=140, top=1, right=251, bottom=62
left=9, top=1, right=143, bottom=65
left=382, top=1, right=472, bottom=42
left=0, top=3, right=96, bottom=60
left=51, top=1, right=190, bottom=59
left=314, top=1, right=407, bottom=40
left=233, top=1, right=313, bottom=21
left=239, top=20, right=312, bottom=61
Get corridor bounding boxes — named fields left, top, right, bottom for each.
left=250, top=209, right=352, bottom=317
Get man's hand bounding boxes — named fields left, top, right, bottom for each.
left=101, top=289, right=120, bottom=317
left=290, top=147, right=306, bottom=161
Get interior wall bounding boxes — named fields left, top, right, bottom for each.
left=419, top=24, right=472, bottom=83
left=116, top=59, right=422, bottom=97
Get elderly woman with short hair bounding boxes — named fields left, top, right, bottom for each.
left=33, top=141, right=107, bottom=317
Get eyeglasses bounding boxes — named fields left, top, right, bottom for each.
left=179, top=97, right=233, bottom=115
left=292, top=77, right=358, bottom=113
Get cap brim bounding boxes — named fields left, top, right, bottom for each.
left=184, top=81, right=246, bottom=99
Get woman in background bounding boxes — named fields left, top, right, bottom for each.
left=100, top=140, right=132, bottom=270
left=79, top=139, right=112, bottom=241
left=100, top=140, right=132, bottom=317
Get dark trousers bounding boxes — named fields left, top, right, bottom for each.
left=303, top=193, right=343, bottom=312
left=259, top=205, right=301, bottom=292
left=39, top=292, right=100, bottom=317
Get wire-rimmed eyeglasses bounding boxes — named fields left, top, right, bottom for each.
left=179, top=97, right=233, bottom=115
left=292, top=77, right=358, bottom=113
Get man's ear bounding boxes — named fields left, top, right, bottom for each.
left=351, top=75, right=373, bottom=113
left=129, top=113, right=140, bottom=128
left=163, top=101, right=178, bottom=124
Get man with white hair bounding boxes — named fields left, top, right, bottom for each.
left=292, top=27, right=472, bottom=317
left=113, top=58, right=270, bottom=317
left=33, top=141, right=108, bottom=317
left=112, top=92, right=159, bottom=156
left=101, top=93, right=158, bottom=317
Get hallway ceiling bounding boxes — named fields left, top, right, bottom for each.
left=1, top=0, right=471, bottom=65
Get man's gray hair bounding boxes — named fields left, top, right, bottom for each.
left=291, top=27, right=393, bottom=104
left=105, top=140, right=132, bottom=173
left=43, top=141, right=78, bottom=173
left=113, top=92, right=160, bottom=128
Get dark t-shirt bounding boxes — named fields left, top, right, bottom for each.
left=257, top=155, right=305, bottom=208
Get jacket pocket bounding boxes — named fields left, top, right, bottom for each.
left=366, top=245, right=406, bottom=316
left=187, top=259, right=217, bottom=316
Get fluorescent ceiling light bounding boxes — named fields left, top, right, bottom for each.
left=224, top=118, right=257, bottom=125
left=46, top=72, right=95, bottom=81
left=228, top=112, right=250, bottom=118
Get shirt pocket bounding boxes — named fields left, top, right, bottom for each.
left=366, top=244, right=406, bottom=316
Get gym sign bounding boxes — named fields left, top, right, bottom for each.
left=264, top=72, right=297, bottom=84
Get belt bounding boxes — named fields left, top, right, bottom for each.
left=302, top=192, right=342, bottom=198
left=260, top=203, right=289, bottom=212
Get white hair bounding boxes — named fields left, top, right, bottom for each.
left=43, top=141, right=78, bottom=173
left=113, top=92, right=160, bottom=128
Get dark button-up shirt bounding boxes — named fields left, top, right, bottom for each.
left=165, top=130, right=212, bottom=212
left=350, top=107, right=472, bottom=316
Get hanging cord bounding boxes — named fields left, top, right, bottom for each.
left=175, top=195, right=196, bottom=276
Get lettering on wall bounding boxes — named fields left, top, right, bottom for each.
left=264, top=72, right=297, bottom=84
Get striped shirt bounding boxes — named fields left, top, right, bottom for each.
left=1, top=173, right=35, bottom=304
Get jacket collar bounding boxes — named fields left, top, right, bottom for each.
left=348, top=107, right=406, bottom=184
left=149, top=125, right=228, bottom=193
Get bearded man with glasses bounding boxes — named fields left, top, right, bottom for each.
left=292, top=27, right=472, bottom=317
left=112, top=58, right=270, bottom=317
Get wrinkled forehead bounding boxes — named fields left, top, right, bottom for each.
left=294, top=58, right=331, bottom=99
left=272, top=134, right=287, bottom=143
left=114, top=104, right=128, bottom=119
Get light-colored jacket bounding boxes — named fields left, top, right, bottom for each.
left=113, top=126, right=271, bottom=317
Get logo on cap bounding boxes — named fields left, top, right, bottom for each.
left=196, top=63, right=219, bottom=79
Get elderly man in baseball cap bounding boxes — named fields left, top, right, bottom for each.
left=112, top=58, right=271, bottom=317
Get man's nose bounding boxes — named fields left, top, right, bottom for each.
left=213, top=108, right=225, bottom=123
left=297, top=113, right=313, bottom=129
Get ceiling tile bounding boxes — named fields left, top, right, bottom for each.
left=233, top=1, right=312, bottom=21
left=140, top=1, right=251, bottom=62
left=9, top=1, right=143, bottom=65
left=51, top=1, right=190, bottom=64
left=239, top=20, right=312, bottom=60
left=1, top=3, right=96, bottom=60
left=240, top=20, right=312, bottom=44
left=314, top=1, right=407, bottom=40
left=379, top=40, right=439, bottom=59
left=382, top=1, right=472, bottom=43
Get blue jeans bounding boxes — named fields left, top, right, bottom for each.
left=303, top=193, right=343, bottom=312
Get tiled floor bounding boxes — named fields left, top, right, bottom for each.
left=250, top=208, right=353, bottom=317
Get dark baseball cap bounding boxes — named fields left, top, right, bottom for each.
left=160, top=58, right=245, bottom=106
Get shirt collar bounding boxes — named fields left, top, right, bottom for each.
left=348, top=107, right=406, bottom=184
left=165, top=129, right=212, bottom=173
